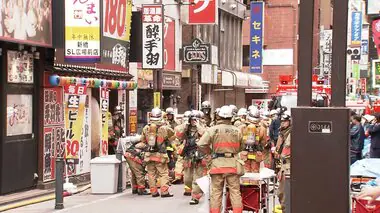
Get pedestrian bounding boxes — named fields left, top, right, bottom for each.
left=141, top=108, right=174, bottom=197
left=197, top=105, right=244, bottom=213
left=350, top=115, right=365, bottom=164
left=368, top=113, right=380, bottom=158
left=176, top=111, right=207, bottom=205
left=274, top=112, right=292, bottom=213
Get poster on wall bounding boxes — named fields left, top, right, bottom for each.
left=0, top=0, right=52, bottom=47
left=101, top=0, right=132, bottom=71
left=372, top=59, right=380, bottom=88
left=100, top=87, right=109, bottom=156
left=6, top=94, right=33, bottom=136
left=76, top=89, right=91, bottom=174
left=65, top=0, right=100, bottom=62
left=43, top=87, right=64, bottom=181
left=64, top=85, right=87, bottom=163
left=142, top=4, right=164, bottom=69
left=7, top=51, right=34, bottom=84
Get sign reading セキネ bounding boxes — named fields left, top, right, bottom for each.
left=183, top=38, right=211, bottom=64
left=64, top=85, right=87, bottom=163
left=249, top=1, right=264, bottom=74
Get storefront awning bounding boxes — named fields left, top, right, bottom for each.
left=221, top=70, right=269, bottom=92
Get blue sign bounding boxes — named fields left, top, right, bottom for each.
left=351, top=12, right=362, bottom=46
left=250, top=2, right=264, bottom=74
left=361, top=40, right=368, bottom=55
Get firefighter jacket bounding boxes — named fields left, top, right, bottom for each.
left=197, top=120, right=244, bottom=175
left=124, top=142, right=146, bottom=165
left=166, top=119, right=181, bottom=130
left=239, top=122, right=266, bottom=162
left=276, top=126, right=291, bottom=175
left=175, top=122, right=205, bottom=156
left=141, top=121, right=175, bottom=163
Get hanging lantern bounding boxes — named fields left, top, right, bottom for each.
left=133, top=82, right=138, bottom=89
left=49, top=75, right=60, bottom=86
left=114, top=81, right=120, bottom=89
left=81, top=78, right=87, bottom=86
left=94, top=79, right=101, bottom=88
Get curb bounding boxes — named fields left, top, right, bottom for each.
left=0, top=184, right=91, bottom=212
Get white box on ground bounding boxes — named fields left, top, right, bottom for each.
left=90, top=156, right=121, bottom=194
left=104, top=155, right=127, bottom=191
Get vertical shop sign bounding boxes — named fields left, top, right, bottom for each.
left=188, top=0, right=217, bottom=24
left=43, top=88, right=65, bottom=181
left=249, top=2, right=264, bottom=74
left=351, top=11, right=362, bottom=46
left=372, top=19, right=380, bottom=57
left=153, top=92, right=161, bottom=108
left=142, top=5, right=164, bottom=69
left=164, top=17, right=175, bottom=71
left=320, top=30, right=332, bottom=76
left=129, top=67, right=138, bottom=134
left=360, top=78, right=367, bottom=94
left=65, top=0, right=101, bottom=62
left=100, top=87, right=110, bottom=156
left=64, top=85, right=87, bottom=163
left=372, top=59, right=380, bottom=88
left=101, top=0, right=133, bottom=71
left=77, top=90, right=91, bottom=174
left=129, top=109, right=137, bottom=134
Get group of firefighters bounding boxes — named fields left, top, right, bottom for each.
left=123, top=101, right=292, bottom=213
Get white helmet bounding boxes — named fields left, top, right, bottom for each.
left=150, top=108, right=162, bottom=121
left=237, top=108, right=247, bottom=116
left=247, top=111, right=260, bottom=123
left=261, top=111, right=270, bottom=120
left=218, top=105, right=233, bottom=118
left=183, top=111, right=191, bottom=118
left=248, top=105, right=257, bottom=112
left=201, top=101, right=211, bottom=109
left=198, top=111, right=205, bottom=118
left=215, top=108, right=221, bottom=114
left=269, top=110, right=278, bottom=116
left=165, top=107, right=175, bottom=115
left=280, top=111, right=291, bottom=121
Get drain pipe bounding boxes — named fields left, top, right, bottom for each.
left=267, top=3, right=298, bottom=77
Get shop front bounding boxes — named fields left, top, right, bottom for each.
left=135, top=68, right=154, bottom=132
left=162, top=72, right=181, bottom=112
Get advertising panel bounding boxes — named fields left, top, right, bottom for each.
left=249, top=2, right=264, bottom=73
left=164, top=17, right=175, bottom=71
left=6, top=94, right=33, bottom=136
left=100, top=87, right=109, bottom=156
left=188, top=0, right=217, bottom=24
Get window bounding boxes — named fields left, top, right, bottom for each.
left=243, top=45, right=250, bottom=66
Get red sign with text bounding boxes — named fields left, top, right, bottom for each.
left=360, top=78, right=367, bottom=94
left=164, top=17, right=175, bottom=71
left=189, top=0, right=217, bottom=24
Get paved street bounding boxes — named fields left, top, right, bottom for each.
left=6, top=184, right=277, bottom=213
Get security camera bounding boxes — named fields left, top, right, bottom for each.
left=231, top=4, right=236, bottom=9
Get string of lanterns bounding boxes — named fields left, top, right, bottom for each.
left=49, top=75, right=138, bottom=90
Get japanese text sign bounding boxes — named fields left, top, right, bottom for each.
left=351, top=11, right=362, bottom=46
left=164, top=17, right=175, bottom=71
left=360, top=78, right=366, bottom=94
left=65, top=0, right=101, bottom=62
left=249, top=2, right=264, bottom=74
left=188, top=0, right=217, bottom=24
left=100, top=87, right=109, bottom=156
left=142, top=5, right=164, bottom=69
left=64, top=85, right=87, bottom=163
left=372, top=19, right=380, bottom=57
left=372, top=60, right=380, bottom=88
left=101, top=0, right=132, bottom=71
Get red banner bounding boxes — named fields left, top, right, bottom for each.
left=360, top=78, right=367, bottom=94
left=372, top=19, right=380, bottom=57
left=164, top=17, right=176, bottom=71
left=189, top=0, right=217, bottom=24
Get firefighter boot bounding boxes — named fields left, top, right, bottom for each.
left=138, top=189, right=151, bottom=196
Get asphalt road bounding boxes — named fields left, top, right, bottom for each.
left=6, top=184, right=277, bottom=213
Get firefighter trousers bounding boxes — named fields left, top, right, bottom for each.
left=278, top=173, right=290, bottom=213
left=183, top=160, right=207, bottom=200
left=210, top=174, right=242, bottom=213
left=174, top=155, right=184, bottom=181
left=125, top=158, right=146, bottom=191
left=146, top=161, right=170, bottom=195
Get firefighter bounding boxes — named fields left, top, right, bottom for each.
left=176, top=111, right=207, bottom=205
left=239, top=108, right=267, bottom=174
left=197, top=105, right=244, bottom=213
left=201, top=101, right=212, bottom=127
left=141, top=108, right=174, bottom=197
left=260, top=111, right=272, bottom=168
left=108, top=106, right=124, bottom=155
left=274, top=112, right=292, bottom=212
left=165, top=107, right=180, bottom=129
left=210, top=108, right=221, bottom=126
left=234, top=108, right=248, bottom=127
left=172, top=111, right=192, bottom=184
left=124, top=140, right=150, bottom=195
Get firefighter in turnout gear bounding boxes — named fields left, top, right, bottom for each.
left=239, top=108, right=267, bottom=174
left=164, top=107, right=179, bottom=172
left=260, top=111, right=272, bottom=168
left=124, top=140, right=150, bottom=195
left=274, top=112, right=292, bottom=212
left=165, top=107, right=180, bottom=129
left=234, top=108, right=248, bottom=127
left=210, top=108, right=221, bottom=127
left=172, top=111, right=192, bottom=184
left=176, top=111, right=207, bottom=205
left=141, top=108, right=175, bottom=197
left=201, top=101, right=212, bottom=127
left=197, top=105, right=244, bottom=213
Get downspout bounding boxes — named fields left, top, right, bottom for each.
left=267, top=3, right=298, bottom=77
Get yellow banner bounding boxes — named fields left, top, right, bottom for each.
left=154, top=92, right=161, bottom=108
left=64, top=86, right=87, bottom=162
left=100, top=88, right=110, bottom=156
